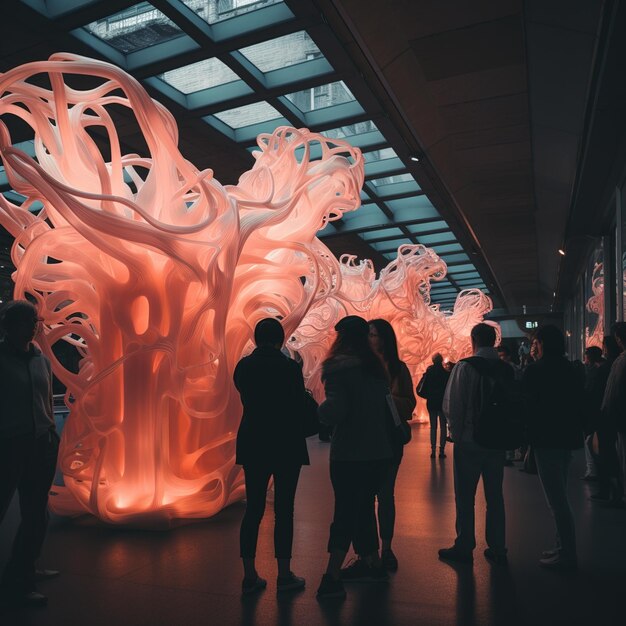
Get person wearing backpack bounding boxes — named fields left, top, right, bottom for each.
left=523, top=325, right=584, bottom=570
left=438, top=323, right=509, bottom=565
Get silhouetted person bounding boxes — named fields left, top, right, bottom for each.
left=368, top=318, right=416, bottom=571
left=601, top=322, right=626, bottom=505
left=0, top=300, right=58, bottom=607
left=439, top=323, right=507, bottom=565
left=581, top=346, right=604, bottom=481
left=417, top=353, right=450, bottom=458
left=316, top=316, right=393, bottom=599
left=523, top=325, right=584, bottom=570
left=591, top=335, right=623, bottom=504
left=234, top=318, right=309, bottom=594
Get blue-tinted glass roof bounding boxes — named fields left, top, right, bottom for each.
left=17, top=0, right=493, bottom=307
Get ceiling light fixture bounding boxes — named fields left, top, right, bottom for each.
left=409, top=155, right=420, bottom=163
left=558, top=249, right=565, bottom=256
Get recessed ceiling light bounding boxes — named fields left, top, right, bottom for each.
left=558, top=249, right=565, bottom=256
left=409, top=155, right=420, bottom=163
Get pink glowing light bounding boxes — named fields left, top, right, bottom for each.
left=585, top=262, right=604, bottom=349
left=0, top=54, right=495, bottom=524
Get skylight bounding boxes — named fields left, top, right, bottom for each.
left=182, top=0, right=284, bottom=25
left=213, top=101, right=282, bottom=129
left=238, top=31, right=322, bottom=73
left=157, top=58, right=240, bottom=94
left=285, top=80, right=354, bottom=114
left=83, top=2, right=184, bottom=54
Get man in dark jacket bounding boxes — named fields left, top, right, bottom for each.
left=417, top=353, right=450, bottom=458
left=234, top=318, right=309, bottom=595
left=0, top=300, right=58, bottom=607
left=523, top=325, right=584, bottom=570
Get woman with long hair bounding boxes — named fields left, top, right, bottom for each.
left=316, top=316, right=394, bottom=599
left=366, top=319, right=416, bottom=571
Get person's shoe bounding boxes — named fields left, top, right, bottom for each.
left=316, top=574, right=346, bottom=599
left=439, top=450, right=447, bottom=458
left=381, top=549, right=398, bottom=572
left=276, top=572, right=305, bottom=593
left=581, top=474, right=599, bottom=481
left=241, top=575, right=267, bottom=595
left=541, top=548, right=559, bottom=558
left=539, top=554, right=577, bottom=570
left=340, top=559, right=388, bottom=582
left=438, top=546, right=473, bottom=563
left=484, top=548, right=508, bottom=565
left=430, top=449, right=436, bottom=459
left=34, top=568, right=60, bottom=580
left=589, top=492, right=610, bottom=501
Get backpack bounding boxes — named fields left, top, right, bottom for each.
left=462, top=357, right=525, bottom=450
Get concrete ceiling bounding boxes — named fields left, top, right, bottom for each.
left=321, top=0, right=605, bottom=310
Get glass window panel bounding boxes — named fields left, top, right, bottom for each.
left=322, top=120, right=379, bottom=140
left=156, top=58, right=240, bottom=94
left=431, top=243, right=462, bottom=254
left=360, top=228, right=404, bottom=242
left=417, top=233, right=457, bottom=245
left=213, top=101, right=282, bottom=128
left=362, top=148, right=397, bottom=163
left=405, top=220, right=447, bottom=235
left=285, top=81, right=354, bottom=114
left=369, top=173, right=413, bottom=187
left=371, top=239, right=411, bottom=252
left=182, top=0, right=284, bottom=25
left=238, top=31, right=322, bottom=72
left=440, top=252, right=470, bottom=263
left=83, top=2, right=184, bottom=54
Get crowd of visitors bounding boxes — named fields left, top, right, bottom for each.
left=233, top=316, right=626, bottom=599
left=1, top=299, right=625, bottom=607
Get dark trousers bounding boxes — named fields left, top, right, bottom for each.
left=328, top=459, right=390, bottom=556
left=0, top=431, right=59, bottom=590
left=453, top=442, right=506, bottom=554
left=376, top=461, right=400, bottom=542
left=428, top=405, right=447, bottom=449
left=240, top=464, right=301, bottom=559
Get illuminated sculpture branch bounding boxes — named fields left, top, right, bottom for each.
left=585, top=262, right=604, bottom=349
left=0, top=54, right=494, bottom=525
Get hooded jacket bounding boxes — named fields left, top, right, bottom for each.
left=318, top=355, right=393, bottom=462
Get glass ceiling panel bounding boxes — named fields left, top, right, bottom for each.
left=363, top=148, right=397, bottom=163
left=440, top=252, right=470, bottom=263
left=369, top=173, right=413, bottom=187
left=183, top=0, right=284, bottom=25
left=431, top=243, right=463, bottom=255
left=447, top=264, right=476, bottom=273
left=157, top=57, right=240, bottom=94
left=285, top=81, right=354, bottom=114
left=360, top=228, right=404, bottom=242
left=405, top=220, right=448, bottom=235
left=417, top=233, right=457, bottom=245
left=213, top=101, right=282, bottom=128
left=83, top=2, right=184, bottom=54
left=238, top=31, right=323, bottom=73
left=371, top=239, right=411, bottom=252
left=340, top=203, right=386, bottom=225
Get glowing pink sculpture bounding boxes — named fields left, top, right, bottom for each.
left=585, top=262, right=604, bottom=349
left=291, top=245, right=498, bottom=417
left=0, top=54, right=363, bottom=525
left=0, top=54, right=495, bottom=524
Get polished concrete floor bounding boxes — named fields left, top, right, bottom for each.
left=1, top=424, right=625, bottom=626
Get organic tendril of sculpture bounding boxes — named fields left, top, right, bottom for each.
left=290, top=245, right=498, bottom=414
left=0, top=54, right=495, bottom=525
